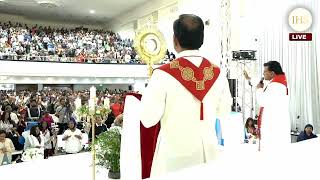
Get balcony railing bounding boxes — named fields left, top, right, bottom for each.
left=0, top=54, right=152, bottom=65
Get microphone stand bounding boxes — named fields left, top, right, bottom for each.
left=248, top=80, right=254, bottom=118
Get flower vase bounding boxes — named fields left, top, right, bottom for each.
left=108, top=171, right=120, bottom=179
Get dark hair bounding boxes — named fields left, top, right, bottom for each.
left=5, top=105, right=12, bottom=111
left=245, top=117, right=255, bottom=129
left=0, top=111, right=12, bottom=122
left=263, top=61, right=284, bottom=75
left=30, top=125, right=40, bottom=137
left=30, top=125, right=41, bottom=144
left=68, top=118, right=76, bottom=129
left=173, top=14, right=204, bottom=49
left=305, top=124, right=313, bottom=130
left=0, top=130, right=6, bottom=136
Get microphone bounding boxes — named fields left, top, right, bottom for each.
left=259, top=77, right=264, bottom=84
left=256, top=77, right=264, bottom=89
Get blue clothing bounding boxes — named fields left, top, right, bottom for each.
left=297, top=131, right=317, bottom=142
left=48, top=43, right=55, bottom=52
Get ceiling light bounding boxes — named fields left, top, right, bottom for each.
left=36, top=0, right=59, bottom=8
left=89, top=10, right=95, bottom=14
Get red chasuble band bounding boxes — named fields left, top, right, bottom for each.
left=158, top=57, right=220, bottom=120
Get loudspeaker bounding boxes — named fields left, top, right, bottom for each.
left=232, top=50, right=257, bottom=60
left=228, top=79, right=237, bottom=98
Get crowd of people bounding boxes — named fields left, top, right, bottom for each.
left=0, top=21, right=176, bottom=64
left=0, top=88, right=127, bottom=165
left=0, top=21, right=138, bottom=63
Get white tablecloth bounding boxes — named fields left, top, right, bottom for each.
left=148, top=138, right=320, bottom=180
left=1, top=138, right=319, bottom=180
left=0, top=152, right=108, bottom=180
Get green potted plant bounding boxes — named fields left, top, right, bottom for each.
left=94, top=126, right=121, bottom=179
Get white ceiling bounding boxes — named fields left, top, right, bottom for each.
left=0, top=0, right=149, bottom=24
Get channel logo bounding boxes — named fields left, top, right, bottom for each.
left=288, top=8, right=312, bottom=41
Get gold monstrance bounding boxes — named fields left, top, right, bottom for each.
left=134, top=25, right=167, bottom=77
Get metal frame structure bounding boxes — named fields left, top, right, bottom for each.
left=230, top=50, right=257, bottom=122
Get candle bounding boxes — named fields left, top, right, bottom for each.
left=90, top=86, right=96, bottom=99
left=103, top=97, right=110, bottom=108
left=75, top=97, right=81, bottom=110
left=89, top=99, right=95, bottom=113
left=75, top=97, right=82, bottom=120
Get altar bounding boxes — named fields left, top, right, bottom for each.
left=0, top=138, right=318, bottom=180
left=147, top=138, right=320, bottom=180
left=0, top=153, right=108, bottom=180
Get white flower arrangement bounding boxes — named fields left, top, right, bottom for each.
left=21, top=148, right=44, bottom=162
left=109, top=126, right=122, bottom=134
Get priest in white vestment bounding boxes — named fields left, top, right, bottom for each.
left=140, top=14, right=232, bottom=178
left=255, top=61, right=291, bottom=151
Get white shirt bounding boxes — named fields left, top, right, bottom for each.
left=42, top=129, right=52, bottom=149
left=0, top=138, right=15, bottom=164
left=176, top=50, right=203, bottom=67
left=140, top=50, right=232, bottom=177
left=63, top=129, right=83, bottom=154
left=0, top=138, right=15, bottom=154
left=18, top=34, right=24, bottom=42
left=10, top=113, right=19, bottom=124
left=24, top=134, right=45, bottom=150
left=124, top=54, right=131, bottom=63
left=43, top=37, right=50, bottom=43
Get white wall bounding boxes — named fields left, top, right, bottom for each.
left=0, top=60, right=150, bottom=90
left=110, top=0, right=224, bottom=63
left=0, top=13, right=105, bottom=29
left=0, top=76, right=141, bottom=84
left=230, top=0, right=320, bottom=132
left=0, top=84, right=14, bottom=90
left=178, top=0, right=222, bottom=64
left=108, top=0, right=177, bottom=32
left=117, top=23, right=136, bottom=40
left=0, top=60, right=151, bottom=78
left=108, top=0, right=178, bottom=51
left=157, top=3, right=179, bottom=51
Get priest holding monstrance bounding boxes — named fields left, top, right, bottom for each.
left=121, top=14, right=232, bottom=179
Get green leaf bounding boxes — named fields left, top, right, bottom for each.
left=91, top=127, right=121, bottom=172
